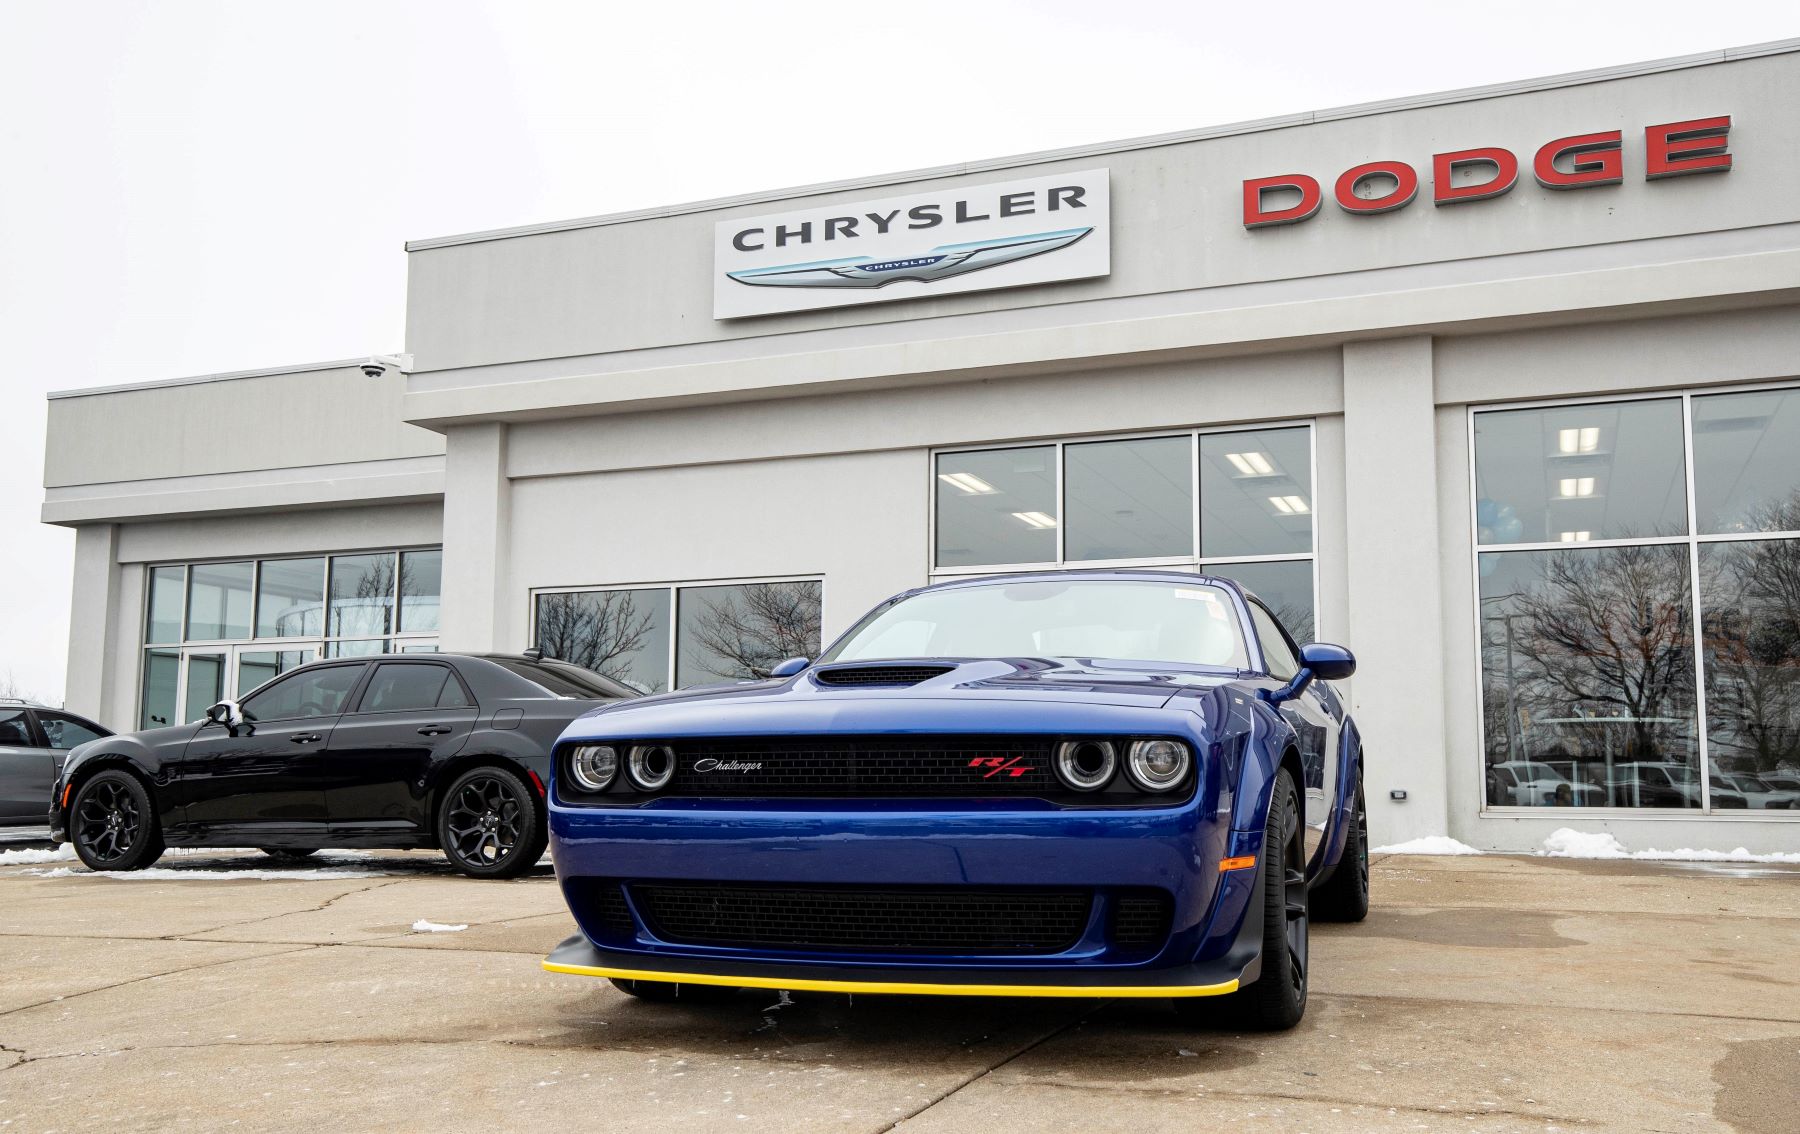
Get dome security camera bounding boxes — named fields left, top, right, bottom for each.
left=361, top=353, right=414, bottom=378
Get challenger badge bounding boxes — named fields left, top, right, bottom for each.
left=728, top=227, right=1093, bottom=290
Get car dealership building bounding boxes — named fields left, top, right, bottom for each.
left=41, top=42, right=1800, bottom=852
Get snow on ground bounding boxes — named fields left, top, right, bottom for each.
left=0, top=845, right=76, bottom=866
left=24, top=865, right=388, bottom=881
left=1371, top=835, right=1484, bottom=855
left=411, top=919, right=468, bottom=933
left=1539, top=826, right=1800, bottom=863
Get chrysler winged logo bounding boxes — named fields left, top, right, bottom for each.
left=693, top=758, right=764, bottom=773
left=728, top=227, right=1093, bottom=290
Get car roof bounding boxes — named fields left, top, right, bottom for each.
left=911, top=569, right=1257, bottom=605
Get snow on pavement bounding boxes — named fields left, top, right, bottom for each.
left=1539, top=826, right=1800, bottom=863
left=411, top=919, right=469, bottom=933
left=1371, top=835, right=1484, bottom=855
left=23, top=865, right=389, bottom=881
left=0, top=845, right=77, bottom=866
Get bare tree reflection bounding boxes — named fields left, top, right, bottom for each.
left=536, top=591, right=658, bottom=687
left=685, top=582, right=823, bottom=681
left=1700, top=495, right=1800, bottom=773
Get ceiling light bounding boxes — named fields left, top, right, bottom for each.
left=1559, top=531, right=1592, bottom=542
left=1557, top=477, right=1595, bottom=498
left=1557, top=427, right=1600, bottom=454
left=1268, top=495, right=1310, bottom=515
left=1012, top=511, right=1057, bottom=529
left=937, top=472, right=996, bottom=495
left=1225, top=451, right=1275, bottom=477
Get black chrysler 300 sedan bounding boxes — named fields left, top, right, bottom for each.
left=49, top=653, right=636, bottom=878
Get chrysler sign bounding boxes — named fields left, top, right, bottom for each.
left=714, top=169, right=1110, bottom=319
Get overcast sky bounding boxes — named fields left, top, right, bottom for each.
left=1, top=1, right=1792, bottom=705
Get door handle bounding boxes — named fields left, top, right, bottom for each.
left=289, top=733, right=322, bottom=744
left=417, top=725, right=453, bottom=736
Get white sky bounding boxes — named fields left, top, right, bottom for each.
left=1, top=1, right=1793, bottom=704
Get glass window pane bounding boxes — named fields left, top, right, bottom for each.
left=0, top=709, right=35, bottom=747
left=326, top=639, right=390, bottom=658
left=1478, top=546, right=1698, bottom=808
left=185, top=562, right=253, bottom=641
left=1699, top=539, right=1800, bottom=808
left=437, top=675, right=471, bottom=708
left=1473, top=399, right=1687, bottom=545
left=147, top=566, right=185, bottom=644
left=329, top=554, right=396, bottom=638
left=534, top=589, right=671, bottom=694
left=184, top=653, right=226, bottom=723
left=237, top=649, right=314, bottom=697
left=1199, top=428, right=1313, bottom=557
left=140, top=649, right=180, bottom=729
left=1207, top=560, right=1315, bottom=643
left=1692, top=389, right=1800, bottom=535
left=38, top=712, right=107, bottom=750
left=935, top=447, right=1056, bottom=568
left=356, top=663, right=451, bottom=713
left=676, top=581, right=823, bottom=688
left=255, top=558, right=324, bottom=638
left=242, top=664, right=364, bottom=722
left=1064, top=436, right=1192, bottom=561
left=1248, top=603, right=1300, bottom=680
left=399, top=550, right=442, bottom=633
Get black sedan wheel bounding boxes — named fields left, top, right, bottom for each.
left=70, top=770, right=165, bottom=872
left=437, top=766, right=545, bottom=879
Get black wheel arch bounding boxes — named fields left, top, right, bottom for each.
left=426, top=753, right=546, bottom=837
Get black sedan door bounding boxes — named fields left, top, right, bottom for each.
left=322, top=661, right=478, bottom=834
left=174, top=662, right=368, bottom=838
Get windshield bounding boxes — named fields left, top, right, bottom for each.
left=822, top=580, right=1250, bottom=669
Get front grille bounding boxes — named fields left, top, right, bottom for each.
left=669, top=735, right=1060, bottom=798
left=567, top=878, right=636, bottom=939
left=632, top=882, right=1092, bottom=954
left=813, top=665, right=954, bottom=687
left=1110, top=893, right=1174, bottom=949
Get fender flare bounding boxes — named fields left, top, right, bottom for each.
left=1309, top=717, right=1364, bottom=885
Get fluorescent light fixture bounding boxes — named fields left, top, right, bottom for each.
left=1012, top=511, right=1057, bottom=529
left=1225, top=451, right=1275, bottom=477
left=1559, top=530, right=1592, bottom=542
left=1557, top=477, right=1596, bottom=498
left=1557, top=426, right=1601, bottom=454
left=937, top=471, right=996, bottom=495
left=1268, top=495, right=1311, bottom=515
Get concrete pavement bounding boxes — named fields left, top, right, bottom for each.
left=0, top=849, right=1794, bottom=1133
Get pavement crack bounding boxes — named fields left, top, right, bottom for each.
left=879, top=1002, right=1108, bottom=1132
left=169, top=878, right=408, bottom=938
left=0, top=944, right=315, bottom=1022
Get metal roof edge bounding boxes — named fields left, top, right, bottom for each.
left=47, top=356, right=398, bottom=400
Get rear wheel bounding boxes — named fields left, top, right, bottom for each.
left=1176, top=767, right=1307, bottom=1031
left=1310, top=768, right=1370, bottom=923
left=437, top=765, right=546, bottom=879
left=257, top=847, right=320, bottom=861
left=609, top=978, right=742, bottom=1004
left=70, top=770, right=165, bottom=872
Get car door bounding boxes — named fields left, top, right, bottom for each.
left=0, top=708, right=51, bottom=825
left=173, top=662, right=368, bottom=837
left=323, top=661, right=478, bottom=833
left=32, top=710, right=111, bottom=817
left=1248, top=600, right=1342, bottom=865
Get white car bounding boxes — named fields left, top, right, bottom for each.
left=1486, top=760, right=1606, bottom=807
left=1714, top=772, right=1800, bottom=810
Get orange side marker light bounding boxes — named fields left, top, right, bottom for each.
left=1218, top=855, right=1257, bottom=872
left=61, top=783, right=72, bottom=808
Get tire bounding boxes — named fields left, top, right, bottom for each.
left=1176, top=767, right=1307, bottom=1032
left=257, top=847, right=321, bottom=861
left=70, top=770, right=165, bottom=872
left=436, top=765, right=546, bottom=879
left=1310, top=767, right=1370, bottom=923
left=609, top=978, right=741, bottom=1004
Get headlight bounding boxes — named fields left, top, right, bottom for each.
left=568, top=745, right=618, bottom=792
left=628, top=744, right=676, bottom=791
left=1054, top=740, right=1116, bottom=791
left=1126, top=739, right=1190, bottom=792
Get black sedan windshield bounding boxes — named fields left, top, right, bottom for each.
left=822, top=580, right=1250, bottom=669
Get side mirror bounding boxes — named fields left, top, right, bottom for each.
left=1299, top=643, right=1356, bottom=682
left=767, top=657, right=810, bottom=678
left=204, top=700, right=246, bottom=733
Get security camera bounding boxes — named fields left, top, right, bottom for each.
left=361, top=353, right=414, bottom=379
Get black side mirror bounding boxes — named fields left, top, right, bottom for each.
left=1299, top=643, right=1356, bottom=682
left=768, top=657, right=810, bottom=678
left=204, top=700, right=246, bottom=734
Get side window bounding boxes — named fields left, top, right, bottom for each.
left=36, top=712, right=107, bottom=751
left=0, top=709, right=39, bottom=747
left=356, top=664, right=453, bottom=714
left=242, top=664, right=365, bottom=722
left=1249, top=602, right=1301, bottom=681
left=437, top=675, right=472, bottom=709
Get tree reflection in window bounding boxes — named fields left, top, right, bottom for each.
left=1700, top=496, right=1800, bottom=789
left=678, top=582, right=823, bottom=686
left=533, top=589, right=669, bottom=694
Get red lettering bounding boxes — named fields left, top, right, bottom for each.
left=1646, top=116, right=1732, bottom=179
left=1533, top=131, right=1623, bottom=190
left=1243, top=174, right=1322, bottom=228
left=1335, top=161, right=1419, bottom=214
left=1433, top=147, right=1519, bottom=205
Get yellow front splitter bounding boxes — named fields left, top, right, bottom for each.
left=542, top=958, right=1238, bottom=999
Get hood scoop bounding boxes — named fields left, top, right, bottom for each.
left=812, top=664, right=955, bottom=688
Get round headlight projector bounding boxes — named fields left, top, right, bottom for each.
left=1054, top=740, right=1116, bottom=791
left=1127, top=739, right=1191, bottom=791
left=628, top=744, right=677, bottom=791
left=568, top=745, right=617, bottom=792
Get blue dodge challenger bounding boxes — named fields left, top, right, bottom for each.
left=543, top=571, right=1366, bottom=1030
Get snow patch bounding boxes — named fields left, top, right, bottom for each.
left=1370, top=835, right=1484, bottom=856
left=411, top=919, right=469, bottom=933
left=1539, top=827, right=1800, bottom=863
left=25, top=865, right=386, bottom=881
left=0, top=845, right=76, bottom=866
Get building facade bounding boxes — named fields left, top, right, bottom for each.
left=43, top=43, right=1800, bottom=851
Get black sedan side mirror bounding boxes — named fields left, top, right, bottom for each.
left=204, top=700, right=246, bottom=734
left=1299, top=643, right=1356, bottom=682
left=767, top=657, right=810, bottom=678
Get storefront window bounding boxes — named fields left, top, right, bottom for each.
left=399, top=550, right=443, bottom=633
left=255, top=558, right=324, bottom=638
left=328, top=553, right=396, bottom=638
left=1199, top=427, right=1314, bottom=558
left=146, top=565, right=185, bottom=645
left=1473, top=388, right=1800, bottom=813
left=935, top=446, right=1056, bottom=568
left=534, top=587, right=673, bottom=693
left=1064, top=436, right=1192, bottom=561
left=1207, top=559, right=1316, bottom=643
left=186, top=562, right=253, bottom=641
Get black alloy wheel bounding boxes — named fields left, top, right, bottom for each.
left=1310, top=767, right=1371, bottom=923
left=609, top=978, right=742, bottom=1004
left=70, top=770, right=165, bottom=872
left=437, top=765, right=545, bottom=880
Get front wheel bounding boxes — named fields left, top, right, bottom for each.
left=70, top=770, right=165, bottom=872
left=1310, top=767, right=1370, bottom=923
left=436, top=765, right=546, bottom=879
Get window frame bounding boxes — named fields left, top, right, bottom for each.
left=1466, top=381, right=1800, bottom=820
left=526, top=574, right=826, bottom=694
left=349, top=661, right=470, bottom=716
